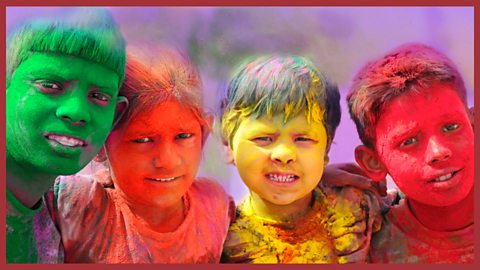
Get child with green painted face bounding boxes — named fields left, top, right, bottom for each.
left=6, top=8, right=127, bottom=263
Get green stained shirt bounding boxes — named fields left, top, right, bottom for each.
left=6, top=188, right=63, bottom=263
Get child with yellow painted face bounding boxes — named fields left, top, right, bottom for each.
left=6, top=8, right=127, bottom=263
left=220, top=55, right=381, bottom=263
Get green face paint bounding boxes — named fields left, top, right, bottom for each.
left=7, top=52, right=120, bottom=175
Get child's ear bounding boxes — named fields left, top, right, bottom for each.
left=221, top=138, right=235, bottom=164
left=468, top=106, right=474, bottom=129
left=113, top=96, right=129, bottom=128
left=224, top=146, right=235, bottom=164
left=354, top=145, right=387, bottom=182
left=201, top=114, right=214, bottom=146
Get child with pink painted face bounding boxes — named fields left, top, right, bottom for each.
left=49, top=45, right=234, bottom=263
left=347, top=43, right=474, bottom=263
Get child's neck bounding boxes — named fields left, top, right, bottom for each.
left=407, top=188, right=473, bottom=232
left=250, top=192, right=313, bottom=222
left=128, top=197, right=186, bottom=233
left=6, top=152, right=57, bottom=208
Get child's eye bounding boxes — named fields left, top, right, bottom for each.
left=252, top=137, right=272, bottom=142
left=89, top=92, right=111, bottom=106
left=251, top=136, right=273, bottom=146
left=175, top=133, right=193, bottom=140
left=132, top=137, right=153, bottom=143
left=400, top=137, right=417, bottom=147
left=295, top=137, right=315, bottom=143
left=443, top=123, right=459, bottom=132
left=34, top=80, right=62, bottom=93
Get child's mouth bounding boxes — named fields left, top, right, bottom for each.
left=266, top=173, right=299, bottom=183
left=145, top=176, right=180, bottom=182
left=45, top=133, right=87, bottom=148
left=428, top=170, right=460, bottom=183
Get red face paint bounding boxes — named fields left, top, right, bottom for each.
left=375, top=84, right=473, bottom=207
left=105, top=100, right=203, bottom=212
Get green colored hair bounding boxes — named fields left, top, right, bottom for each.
left=220, top=55, right=341, bottom=154
left=6, top=8, right=126, bottom=88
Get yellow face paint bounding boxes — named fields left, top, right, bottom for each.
left=230, top=111, right=328, bottom=218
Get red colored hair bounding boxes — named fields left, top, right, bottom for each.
left=347, top=43, right=467, bottom=148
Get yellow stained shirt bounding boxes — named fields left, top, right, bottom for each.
left=221, top=185, right=381, bottom=263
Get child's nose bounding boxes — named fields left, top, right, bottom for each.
left=152, top=142, right=181, bottom=170
left=425, top=136, right=452, bottom=165
left=56, top=96, right=91, bottom=125
left=270, top=144, right=296, bottom=165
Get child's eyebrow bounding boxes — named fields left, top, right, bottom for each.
left=437, top=112, right=465, bottom=121
left=25, top=66, right=117, bottom=90
left=23, top=70, right=66, bottom=81
left=245, top=125, right=277, bottom=135
left=387, top=122, right=419, bottom=140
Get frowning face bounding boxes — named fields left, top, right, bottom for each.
left=375, top=84, right=474, bottom=207
left=106, top=100, right=203, bottom=209
left=230, top=112, right=328, bottom=206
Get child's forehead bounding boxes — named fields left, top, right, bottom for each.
left=240, top=112, right=325, bottom=131
left=124, top=102, right=202, bottom=133
left=376, top=87, right=468, bottom=136
left=17, top=52, right=119, bottom=87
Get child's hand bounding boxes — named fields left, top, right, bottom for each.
left=321, top=163, right=387, bottom=196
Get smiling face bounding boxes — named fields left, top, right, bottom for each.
left=230, top=112, right=328, bottom=206
left=6, top=52, right=120, bottom=175
left=375, top=84, right=474, bottom=207
left=105, top=100, right=203, bottom=209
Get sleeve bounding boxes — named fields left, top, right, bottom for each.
left=6, top=189, right=44, bottom=263
left=195, top=177, right=235, bottom=227
left=190, top=178, right=237, bottom=263
left=49, top=174, right=112, bottom=260
left=323, top=186, right=382, bottom=263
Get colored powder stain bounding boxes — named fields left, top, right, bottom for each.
left=223, top=186, right=376, bottom=263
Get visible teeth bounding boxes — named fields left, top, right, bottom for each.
left=268, top=174, right=296, bottom=183
left=435, top=173, right=453, bottom=182
left=149, top=177, right=176, bottom=182
left=47, top=135, right=85, bottom=147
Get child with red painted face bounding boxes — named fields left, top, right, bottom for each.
left=51, top=45, right=234, bottom=263
left=6, top=8, right=127, bottom=263
left=347, top=43, right=474, bottom=263
left=220, top=55, right=382, bottom=263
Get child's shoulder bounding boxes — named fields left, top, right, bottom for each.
left=190, top=178, right=232, bottom=204
left=54, top=172, right=111, bottom=208
left=191, top=177, right=227, bottom=193
left=189, top=178, right=236, bottom=226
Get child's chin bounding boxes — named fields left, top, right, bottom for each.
left=415, top=189, right=471, bottom=207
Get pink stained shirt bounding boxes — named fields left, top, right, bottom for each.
left=49, top=174, right=234, bottom=263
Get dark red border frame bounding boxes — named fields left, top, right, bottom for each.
left=2, top=1, right=478, bottom=269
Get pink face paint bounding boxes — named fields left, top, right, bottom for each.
left=375, top=84, right=473, bottom=207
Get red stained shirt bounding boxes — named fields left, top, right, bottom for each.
left=369, top=199, right=474, bottom=263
